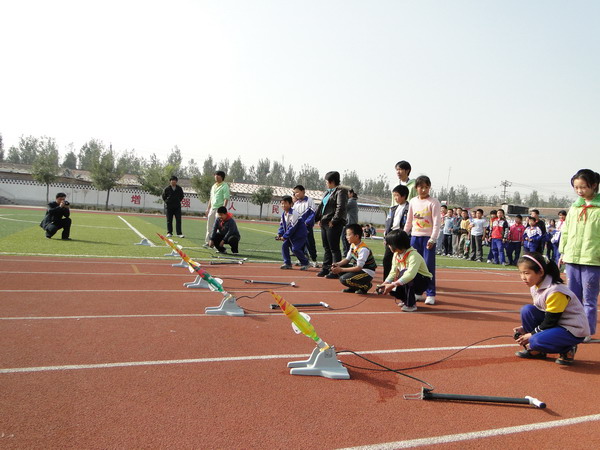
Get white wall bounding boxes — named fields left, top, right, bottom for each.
left=0, top=178, right=387, bottom=224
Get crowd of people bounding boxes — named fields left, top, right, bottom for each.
left=41, top=164, right=599, bottom=364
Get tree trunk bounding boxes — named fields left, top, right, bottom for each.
left=259, top=204, right=263, bottom=220
left=46, top=184, right=50, bottom=203
left=105, top=189, right=111, bottom=210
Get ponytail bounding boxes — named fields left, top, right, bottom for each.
left=518, top=252, right=563, bottom=284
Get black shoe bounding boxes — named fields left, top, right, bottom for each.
left=317, top=270, right=329, bottom=277
left=556, top=345, right=577, bottom=365
left=45, top=235, right=52, bottom=239
left=325, top=272, right=339, bottom=279
left=515, top=349, right=546, bottom=359
left=342, top=288, right=356, bottom=293
left=61, top=237, right=72, bottom=241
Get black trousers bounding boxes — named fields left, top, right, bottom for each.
left=45, top=218, right=71, bottom=239
left=215, top=236, right=240, bottom=254
left=166, top=206, right=182, bottom=235
left=305, top=227, right=318, bottom=261
left=321, top=221, right=344, bottom=270
left=382, top=245, right=394, bottom=281
left=391, top=272, right=430, bottom=307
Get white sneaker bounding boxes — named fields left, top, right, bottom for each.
left=425, top=296, right=436, bottom=305
left=166, top=233, right=173, bottom=237
left=401, top=305, right=417, bottom=312
left=178, top=234, right=185, bottom=238
left=415, top=294, right=423, bottom=302
left=583, top=336, right=592, bottom=343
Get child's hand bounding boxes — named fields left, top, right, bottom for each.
left=382, top=282, right=395, bottom=295
left=516, top=333, right=531, bottom=347
left=331, top=266, right=341, bottom=274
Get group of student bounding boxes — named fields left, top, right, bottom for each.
left=275, top=164, right=599, bottom=366
left=439, top=206, right=567, bottom=266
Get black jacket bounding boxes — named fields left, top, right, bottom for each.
left=211, top=213, right=241, bottom=242
left=40, top=201, right=70, bottom=230
left=384, top=204, right=409, bottom=236
left=162, top=185, right=184, bottom=209
left=315, top=187, right=348, bottom=227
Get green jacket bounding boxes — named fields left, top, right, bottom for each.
left=390, top=179, right=417, bottom=206
left=559, top=193, right=600, bottom=266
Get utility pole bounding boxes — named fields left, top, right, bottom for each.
left=500, top=180, right=511, bottom=203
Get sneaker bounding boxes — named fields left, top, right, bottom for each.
left=300, top=265, right=310, bottom=271
left=476, top=258, right=483, bottom=262
left=280, top=264, right=292, bottom=270
left=178, top=234, right=185, bottom=238
left=355, top=287, right=369, bottom=294
left=317, top=270, right=329, bottom=277
left=415, top=294, right=423, bottom=302
left=294, top=262, right=301, bottom=267
left=325, top=272, right=339, bottom=279
left=61, top=237, right=72, bottom=241
left=425, top=296, right=435, bottom=305
left=202, top=243, right=210, bottom=248
left=486, top=260, right=492, bottom=264
left=311, top=261, right=322, bottom=268
left=401, top=305, right=417, bottom=312
left=166, top=233, right=173, bottom=237
left=342, top=288, right=356, bottom=293
left=556, top=345, right=577, bottom=365
left=516, top=349, right=547, bottom=359
left=45, top=235, right=52, bottom=239
left=583, top=336, right=592, bottom=343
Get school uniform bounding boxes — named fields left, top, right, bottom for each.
left=279, top=208, right=309, bottom=266
left=340, top=242, right=377, bottom=292
left=382, top=202, right=409, bottom=280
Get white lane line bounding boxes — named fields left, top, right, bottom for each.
left=117, top=215, right=156, bottom=246
left=0, top=310, right=520, bottom=320
left=339, top=414, right=600, bottom=449
left=0, top=343, right=515, bottom=374
left=0, top=216, right=127, bottom=230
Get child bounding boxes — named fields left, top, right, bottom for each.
left=403, top=175, right=441, bottom=305
left=276, top=196, right=309, bottom=270
left=451, top=207, right=463, bottom=257
left=545, top=219, right=557, bottom=261
left=529, top=209, right=547, bottom=253
left=559, top=169, right=600, bottom=340
left=468, top=209, right=486, bottom=262
left=209, top=206, right=240, bottom=254
left=383, top=184, right=409, bottom=280
left=292, top=185, right=318, bottom=266
left=551, top=210, right=567, bottom=264
left=458, top=209, right=471, bottom=259
left=436, top=205, right=448, bottom=254
left=490, top=208, right=509, bottom=265
left=506, top=214, right=525, bottom=265
left=485, top=210, right=497, bottom=263
left=379, top=230, right=432, bottom=312
left=442, top=209, right=455, bottom=256
left=331, top=224, right=377, bottom=294
left=513, top=252, right=589, bottom=365
left=523, top=216, right=542, bottom=253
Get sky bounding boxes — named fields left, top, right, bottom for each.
left=1, top=0, right=599, bottom=200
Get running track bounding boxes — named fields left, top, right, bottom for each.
left=0, top=255, right=599, bottom=448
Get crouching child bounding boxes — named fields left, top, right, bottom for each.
left=331, top=224, right=377, bottom=294
left=379, top=230, right=432, bottom=312
left=277, top=195, right=309, bottom=270
left=209, top=206, right=240, bottom=254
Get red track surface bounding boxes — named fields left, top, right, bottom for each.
left=1, top=255, right=599, bottom=449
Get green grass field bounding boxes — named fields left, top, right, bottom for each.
left=0, top=205, right=515, bottom=270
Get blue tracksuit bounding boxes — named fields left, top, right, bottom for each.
left=278, top=208, right=309, bottom=266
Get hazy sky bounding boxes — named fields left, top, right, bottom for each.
left=1, top=0, right=598, bottom=199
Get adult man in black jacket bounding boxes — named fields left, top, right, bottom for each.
left=40, top=192, right=72, bottom=240
left=162, top=176, right=185, bottom=238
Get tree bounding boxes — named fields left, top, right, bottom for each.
left=249, top=158, right=271, bottom=184
left=297, top=164, right=321, bottom=190
left=251, top=186, right=273, bottom=220
left=283, top=165, right=296, bottom=188
left=138, top=154, right=178, bottom=197
left=31, top=138, right=60, bottom=202
left=229, top=157, right=246, bottom=183
left=17, top=135, right=39, bottom=164
left=62, top=151, right=78, bottom=169
left=342, top=170, right=362, bottom=192
left=117, top=149, right=144, bottom=175
left=182, top=158, right=200, bottom=178
left=0, top=133, right=4, bottom=161
left=78, top=140, right=103, bottom=170
left=526, top=190, right=540, bottom=207
left=90, top=146, right=124, bottom=209
left=7, top=146, right=20, bottom=163
left=190, top=173, right=213, bottom=203
left=512, top=191, right=522, bottom=205
left=268, top=161, right=286, bottom=186
left=202, top=155, right=216, bottom=176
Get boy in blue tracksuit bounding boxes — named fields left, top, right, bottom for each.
left=292, top=184, right=318, bottom=265
left=277, top=195, right=309, bottom=270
